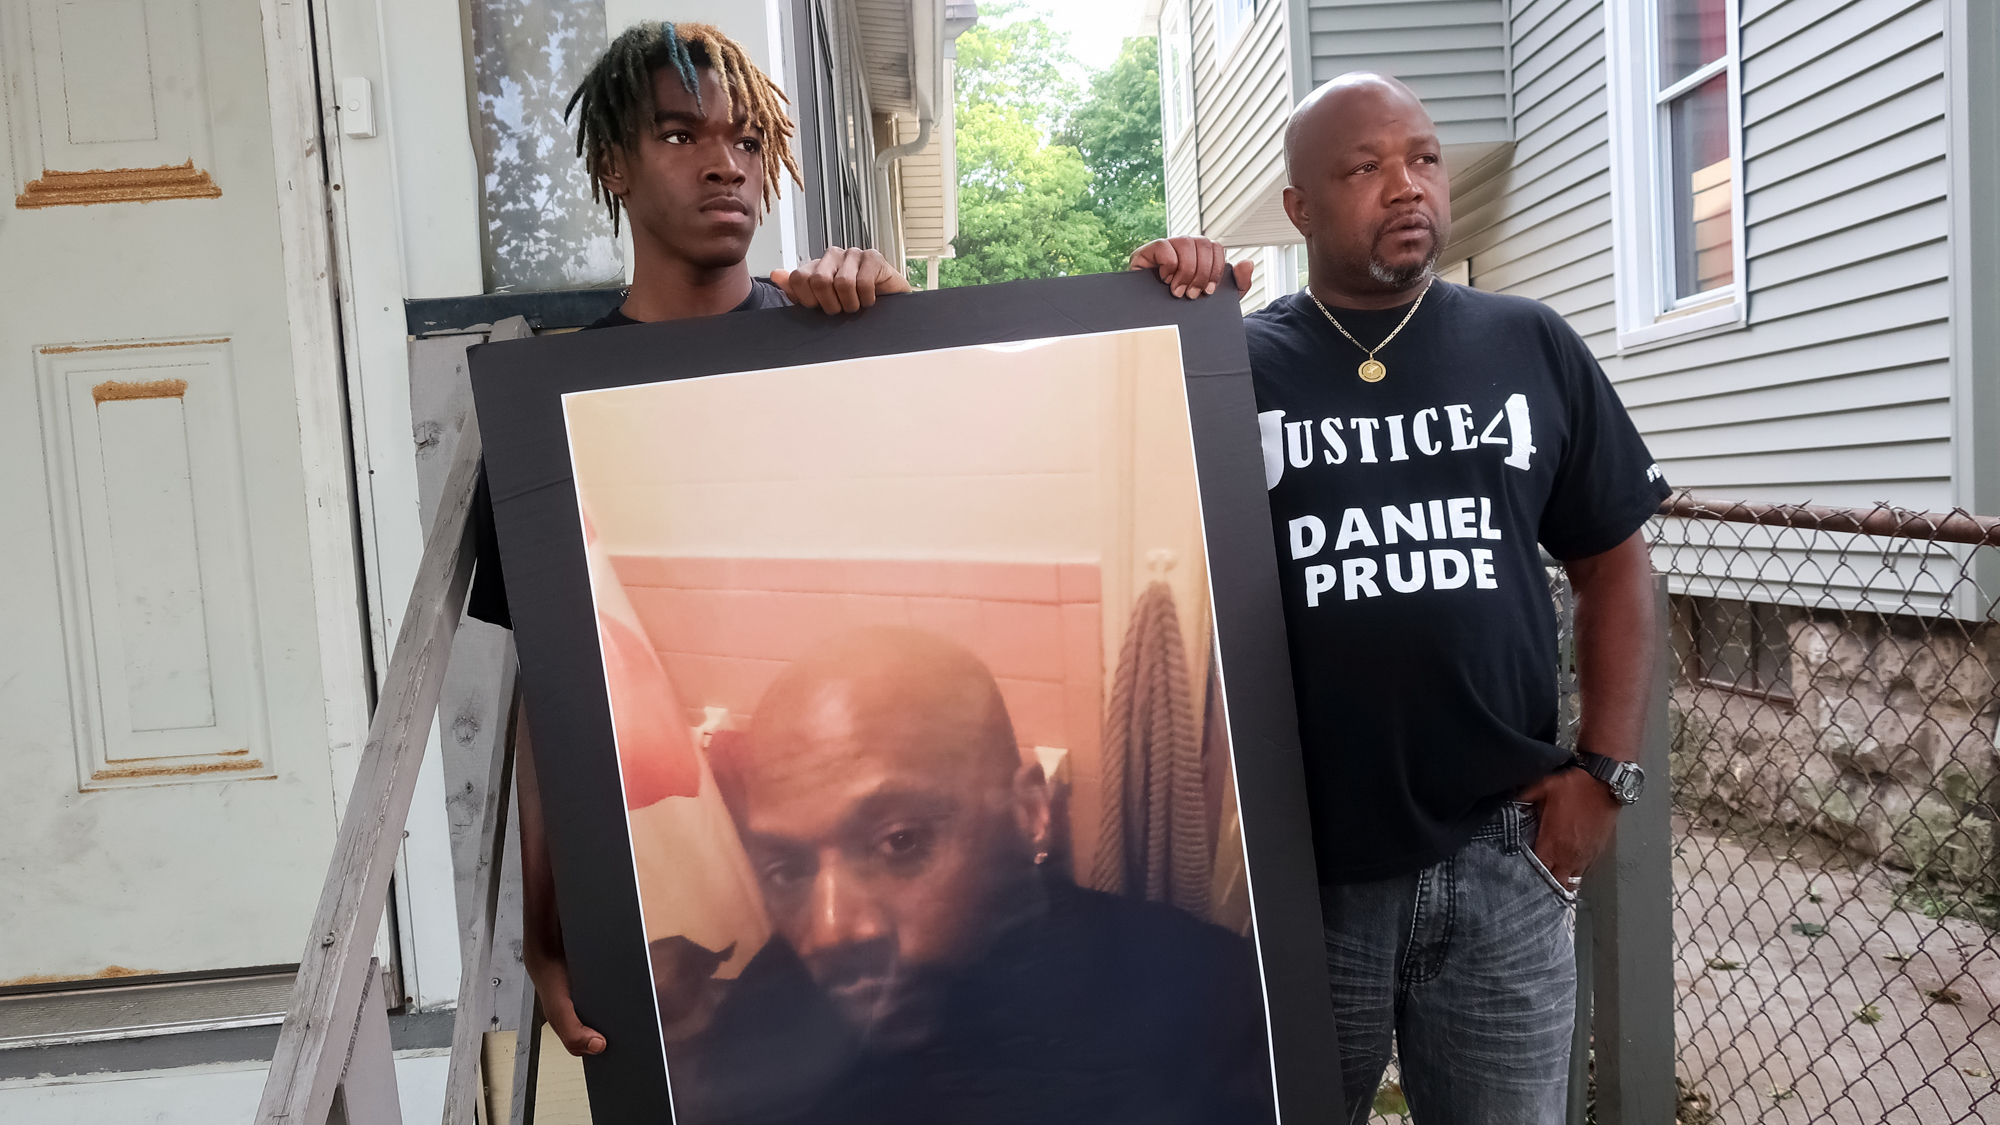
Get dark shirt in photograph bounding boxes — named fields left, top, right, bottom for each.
left=674, top=878, right=1276, bottom=1125
left=466, top=278, right=792, bottom=629
left=1246, top=282, right=1670, bottom=884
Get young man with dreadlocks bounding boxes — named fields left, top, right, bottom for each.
left=479, top=20, right=1248, bottom=1063
left=567, top=19, right=897, bottom=318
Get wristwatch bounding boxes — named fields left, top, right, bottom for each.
left=1577, top=750, right=1645, bottom=805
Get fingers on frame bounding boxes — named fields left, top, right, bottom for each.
left=808, top=247, right=846, bottom=312
left=1196, top=239, right=1220, bottom=296
left=1172, top=237, right=1202, bottom=296
left=783, top=262, right=822, bottom=309
left=1177, top=237, right=1207, bottom=297
left=835, top=248, right=866, bottom=311
left=1149, top=238, right=1182, bottom=290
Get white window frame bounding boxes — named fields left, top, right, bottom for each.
left=1217, top=0, right=1256, bottom=57
left=1160, top=0, right=1195, bottom=152
left=1606, top=0, right=1749, bottom=351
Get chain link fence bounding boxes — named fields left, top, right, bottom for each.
left=1363, top=496, right=2000, bottom=1124
left=1659, top=494, right=2000, bottom=1124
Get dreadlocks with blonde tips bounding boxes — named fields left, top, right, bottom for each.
left=564, top=21, right=803, bottom=236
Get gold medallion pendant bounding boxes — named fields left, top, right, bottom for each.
left=1307, top=274, right=1438, bottom=386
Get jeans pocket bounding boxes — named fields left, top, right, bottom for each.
left=1520, top=834, right=1579, bottom=904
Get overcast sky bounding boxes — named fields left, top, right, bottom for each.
left=1009, top=0, right=1152, bottom=72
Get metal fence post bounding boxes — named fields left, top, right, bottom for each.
left=1583, top=575, right=1675, bottom=1124
left=1566, top=899, right=1594, bottom=1125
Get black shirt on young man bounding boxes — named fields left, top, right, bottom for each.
left=466, top=278, right=792, bottom=629
left=1247, top=281, right=1669, bottom=885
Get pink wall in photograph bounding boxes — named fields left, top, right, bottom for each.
left=610, top=554, right=1107, bottom=874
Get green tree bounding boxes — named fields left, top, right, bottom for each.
left=944, top=101, right=1116, bottom=285
left=927, top=3, right=1167, bottom=287
left=937, top=3, right=1114, bottom=286
left=951, top=1, right=1076, bottom=135
left=1063, top=36, right=1168, bottom=264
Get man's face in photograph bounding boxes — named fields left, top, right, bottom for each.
left=724, top=630, right=1044, bottom=1049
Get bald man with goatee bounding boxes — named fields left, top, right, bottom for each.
left=675, top=628, right=1275, bottom=1125
left=1250, top=74, right=1669, bottom=1123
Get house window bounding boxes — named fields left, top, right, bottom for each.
left=790, top=0, right=875, bottom=256
left=467, top=0, right=622, bottom=292
left=1607, top=0, right=1746, bottom=349
left=1686, top=596, right=1793, bottom=701
left=1659, top=0, right=1733, bottom=300
left=1266, top=245, right=1301, bottom=301
left=1217, top=0, right=1255, bottom=55
left=1161, top=2, right=1194, bottom=149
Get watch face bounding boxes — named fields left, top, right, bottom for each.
left=1613, top=765, right=1645, bottom=804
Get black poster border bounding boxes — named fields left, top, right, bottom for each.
left=469, top=270, right=1338, bottom=1122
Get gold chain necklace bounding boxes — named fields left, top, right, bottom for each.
left=1307, top=274, right=1436, bottom=383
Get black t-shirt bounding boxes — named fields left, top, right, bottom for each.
left=467, top=278, right=792, bottom=629
left=675, top=878, right=1275, bottom=1125
left=1246, top=282, right=1669, bottom=884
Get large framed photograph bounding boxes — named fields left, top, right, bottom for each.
left=470, top=272, right=1337, bottom=1123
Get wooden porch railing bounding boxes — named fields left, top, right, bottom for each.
left=256, top=320, right=538, bottom=1125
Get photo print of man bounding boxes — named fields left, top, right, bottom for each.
left=562, top=327, right=1277, bottom=1125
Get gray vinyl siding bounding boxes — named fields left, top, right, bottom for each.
left=1165, top=139, right=1204, bottom=237
left=1451, top=0, right=1952, bottom=512
left=1160, top=0, right=1204, bottom=236
left=1304, top=0, right=1510, bottom=145
left=1188, top=0, right=1295, bottom=240
left=1232, top=245, right=1276, bottom=311
left=1164, top=0, right=1203, bottom=237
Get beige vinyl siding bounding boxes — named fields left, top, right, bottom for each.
left=853, top=0, right=914, bottom=110
left=1450, top=0, right=1951, bottom=511
left=1188, top=0, right=1297, bottom=244
left=1303, top=0, right=1511, bottom=146
left=893, top=111, right=956, bottom=259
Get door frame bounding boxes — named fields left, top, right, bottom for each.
left=295, top=0, right=490, bottom=1012
left=253, top=0, right=444, bottom=1006
left=251, top=1, right=375, bottom=844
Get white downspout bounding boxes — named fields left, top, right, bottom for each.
left=874, top=87, right=936, bottom=171
left=872, top=0, right=942, bottom=268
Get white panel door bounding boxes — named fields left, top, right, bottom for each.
left=0, top=0, right=345, bottom=982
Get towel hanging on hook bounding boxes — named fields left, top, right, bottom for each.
left=1091, top=577, right=1211, bottom=921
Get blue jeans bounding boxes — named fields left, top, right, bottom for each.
left=1322, top=802, right=1577, bottom=1125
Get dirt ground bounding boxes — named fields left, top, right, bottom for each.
left=1673, top=820, right=2000, bottom=1124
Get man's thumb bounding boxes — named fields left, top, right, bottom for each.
left=553, top=1017, right=606, bottom=1057
left=543, top=997, right=606, bottom=1056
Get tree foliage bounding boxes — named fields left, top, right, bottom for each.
left=951, top=4, right=1075, bottom=136
left=929, top=3, right=1168, bottom=288
left=944, top=101, right=1115, bottom=285
left=1062, top=36, right=1168, bottom=265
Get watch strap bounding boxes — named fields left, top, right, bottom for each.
left=1577, top=750, right=1644, bottom=804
